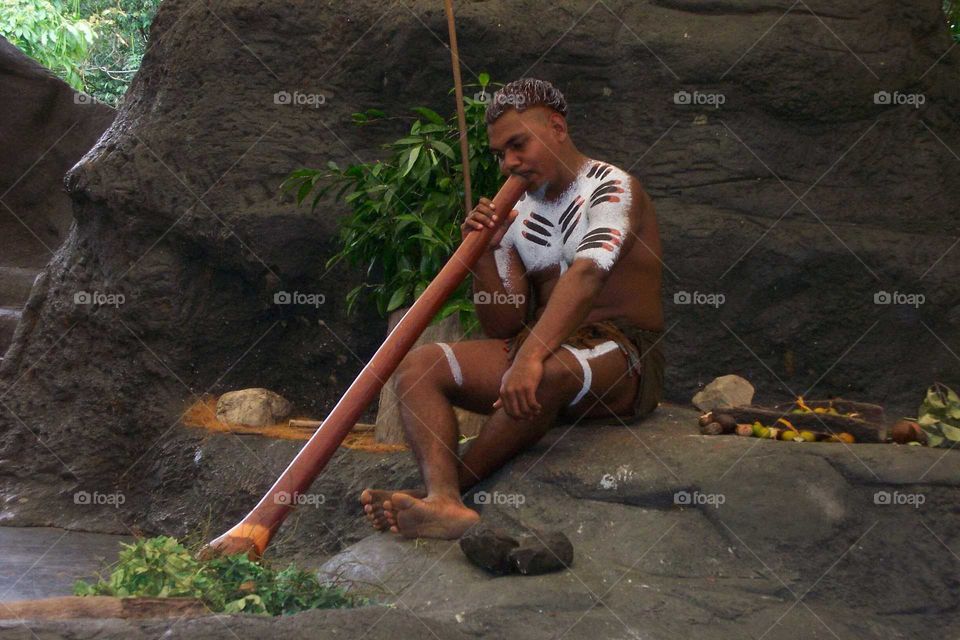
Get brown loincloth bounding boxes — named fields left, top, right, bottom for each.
left=504, top=317, right=665, bottom=420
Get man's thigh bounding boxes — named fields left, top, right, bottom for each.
left=550, top=341, right=639, bottom=422
left=411, top=336, right=636, bottom=419
left=423, top=338, right=512, bottom=415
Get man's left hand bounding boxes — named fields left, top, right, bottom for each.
left=493, top=355, right=544, bottom=420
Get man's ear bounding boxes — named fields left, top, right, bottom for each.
left=548, top=111, right=568, bottom=142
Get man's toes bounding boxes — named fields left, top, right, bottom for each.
left=367, top=512, right=389, bottom=530
left=360, top=489, right=374, bottom=506
left=390, top=492, right=417, bottom=510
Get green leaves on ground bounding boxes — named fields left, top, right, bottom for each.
left=917, top=382, right=960, bottom=448
left=73, top=536, right=366, bottom=615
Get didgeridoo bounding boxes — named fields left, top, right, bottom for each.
left=199, top=174, right=528, bottom=559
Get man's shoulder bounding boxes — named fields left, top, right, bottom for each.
left=581, top=159, right=635, bottom=182
left=579, top=159, right=642, bottom=202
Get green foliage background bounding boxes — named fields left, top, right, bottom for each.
left=282, top=74, right=504, bottom=331
left=947, top=0, right=960, bottom=40
left=1, top=0, right=160, bottom=104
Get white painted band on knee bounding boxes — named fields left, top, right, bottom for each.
left=561, top=340, right=620, bottom=407
left=436, top=342, right=463, bottom=387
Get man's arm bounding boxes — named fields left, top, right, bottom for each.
left=493, top=172, right=649, bottom=419
left=511, top=260, right=607, bottom=361
left=470, top=244, right=529, bottom=338
left=514, top=175, right=642, bottom=362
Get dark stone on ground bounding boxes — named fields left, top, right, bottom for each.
left=459, top=524, right=519, bottom=575
left=509, top=530, right=574, bottom=576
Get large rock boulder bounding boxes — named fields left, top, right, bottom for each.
left=0, top=0, right=958, bottom=539
left=0, top=37, right=114, bottom=357
left=4, top=405, right=957, bottom=638
left=318, top=405, right=960, bottom=638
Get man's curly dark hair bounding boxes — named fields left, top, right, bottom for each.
left=484, top=78, right=568, bottom=125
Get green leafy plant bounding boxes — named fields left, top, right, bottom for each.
left=916, top=382, right=960, bottom=448
left=1, top=0, right=98, bottom=89
left=1, top=0, right=159, bottom=103
left=75, top=0, right=160, bottom=105
left=73, top=536, right=367, bottom=615
left=946, top=1, right=960, bottom=42
left=281, top=73, right=504, bottom=330
left=73, top=535, right=213, bottom=598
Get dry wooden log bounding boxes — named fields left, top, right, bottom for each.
left=287, top=419, right=374, bottom=432
left=0, top=596, right=209, bottom=620
left=772, top=398, right=885, bottom=425
left=712, top=405, right=885, bottom=443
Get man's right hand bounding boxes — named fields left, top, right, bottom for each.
left=460, top=197, right=518, bottom=249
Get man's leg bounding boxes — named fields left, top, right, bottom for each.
left=361, top=338, right=509, bottom=532
left=456, top=340, right=641, bottom=486
left=365, top=337, right=639, bottom=538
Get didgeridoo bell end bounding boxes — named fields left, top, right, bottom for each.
left=196, top=523, right=271, bottom=561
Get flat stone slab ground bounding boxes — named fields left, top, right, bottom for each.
left=0, top=528, right=131, bottom=602
left=1, top=404, right=957, bottom=639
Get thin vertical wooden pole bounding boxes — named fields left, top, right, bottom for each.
left=444, top=0, right=473, bottom=214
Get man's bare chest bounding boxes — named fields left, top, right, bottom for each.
left=505, top=162, right=628, bottom=276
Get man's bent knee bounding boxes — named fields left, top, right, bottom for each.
left=395, top=343, right=460, bottom=395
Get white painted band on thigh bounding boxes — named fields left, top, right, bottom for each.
left=560, top=340, right=620, bottom=407
left=436, top=342, right=463, bottom=387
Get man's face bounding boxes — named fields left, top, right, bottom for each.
left=487, top=106, right=565, bottom=193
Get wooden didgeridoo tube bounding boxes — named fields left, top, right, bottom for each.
left=199, top=174, right=528, bottom=559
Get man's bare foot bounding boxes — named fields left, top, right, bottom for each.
left=360, top=488, right=426, bottom=531
left=389, top=493, right=481, bottom=539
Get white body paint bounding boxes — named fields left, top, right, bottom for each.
left=492, top=244, right=515, bottom=293
left=498, top=159, right=633, bottom=277
left=436, top=342, right=463, bottom=387
left=561, top=340, right=620, bottom=407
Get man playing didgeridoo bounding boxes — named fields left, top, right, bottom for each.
left=360, top=78, right=665, bottom=539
